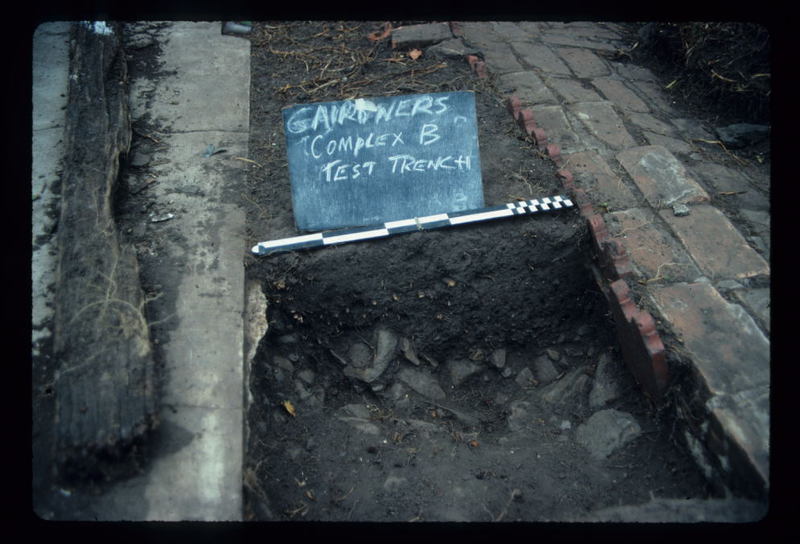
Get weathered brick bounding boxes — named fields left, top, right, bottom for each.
left=605, top=207, right=702, bottom=283
left=539, top=32, right=618, bottom=52
left=591, top=78, right=649, bottom=113
left=556, top=47, right=610, bottom=77
left=732, top=287, right=770, bottom=334
left=497, top=71, right=557, bottom=105
left=490, top=21, right=534, bottom=41
left=610, top=62, right=659, bottom=83
left=531, top=104, right=581, bottom=153
left=628, top=80, right=678, bottom=115
left=691, top=162, right=770, bottom=212
left=391, top=23, right=452, bottom=49
left=509, top=42, right=571, bottom=75
left=648, top=282, right=770, bottom=397
left=482, top=43, right=525, bottom=74
left=659, top=205, right=769, bottom=280
left=545, top=76, right=603, bottom=104
left=642, top=131, right=693, bottom=155
left=617, top=145, right=709, bottom=208
left=706, top=386, right=769, bottom=496
left=458, top=22, right=504, bottom=50
left=628, top=112, right=677, bottom=136
left=561, top=150, right=638, bottom=210
left=570, top=101, right=636, bottom=150
left=607, top=279, right=668, bottom=400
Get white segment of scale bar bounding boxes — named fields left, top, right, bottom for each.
left=448, top=208, right=513, bottom=225
left=256, top=232, right=323, bottom=249
left=323, top=228, right=390, bottom=244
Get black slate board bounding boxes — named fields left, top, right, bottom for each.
left=282, top=91, right=484, bottom=231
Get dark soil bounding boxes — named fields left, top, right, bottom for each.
left=241, top=21, right=712, bottom=522
left=624, top=22, right=770, bottom=127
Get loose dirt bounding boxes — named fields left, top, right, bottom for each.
left=241, top=21, right=712, bottom=522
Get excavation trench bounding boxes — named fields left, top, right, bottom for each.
left=242, top=213, right=711, bottom=521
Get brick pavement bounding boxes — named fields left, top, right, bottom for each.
left=453, top=21, right=770, bottom=500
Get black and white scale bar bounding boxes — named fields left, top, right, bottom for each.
left=251, top=195, right=574, bottom=256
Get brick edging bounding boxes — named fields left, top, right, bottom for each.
left=464, top=52, right=669, bottom=402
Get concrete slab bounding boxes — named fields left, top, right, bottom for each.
left=32, top=22, right=70, bottom=351
left=85, top=21, right=249, bottom=521
left=145, top=23, right=250, bottom=133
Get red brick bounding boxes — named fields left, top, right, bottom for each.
left=659, top=205, right=769, bottom=280
left=572, top=188, right=594, bottom=217
left=556, top=169, right=575, bottom=191
left=569, top=101, right=636, bottom=150
left=561, top=150, right=638, bottom=211
left=607, top=279, right=668, bottom=400
left=591, top=77, right=649, bottom=113
left=600, top=238, right=633, bottom=281
left=545, top=143, right=562, bottom=165
left=617, top=145, right=709, bottom=208
left=556, top=47, right=610, bottom=77
left=531, top=104, right=580, bottom=153
left=506, top=95, right=522, bottom=119
left=587, top=213, right=610, bottom=255
left=605, top=207, right=702, bottom=283
left=515, top=108, right=537, bottom=136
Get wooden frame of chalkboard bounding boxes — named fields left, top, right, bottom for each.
left=282, top=91, right=485, bottom=231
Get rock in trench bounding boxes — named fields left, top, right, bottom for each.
left=533, top=354, right=560, bottom=384
left=575, top=409, right=642, bottom=460
left=343, top=328, right=398, bottom=383
left=447, top=359, right=482, bottom=387
left=396, top=367, right=446, bottom=400
left=589, top=352, right=621, bottom=409
left=539, top=367, right=590, bottom=406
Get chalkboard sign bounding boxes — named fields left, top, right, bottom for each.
left=282, top=91, right=484, bottom=231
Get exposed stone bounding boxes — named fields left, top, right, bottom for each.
left=546, top=348, right=560, bottom=362
left=399, top=337, right=421, bottom=366
left=490, top=348, right=507, bottom=369
left=343, top=328, right=398, bottom=383
left=507, top=400, right=532, bottom=432
left=533, top=355, right=560, bottom=384
left=576, top=409, right=641, bottom=459
left=383, top=475, right=409, bottom=492
left=337, top=417, right=380, bottom=435
left=427, top=38, right=479, bottom=59
left=273, top=355, right=294, bottom=373
left=539, top=367, right=590, bottom=406
left=715, top=123, right=769, bottom=149
left=397, top=367, right=446, bottom=400
left=342, top=403, right=371, bottom=419
left=348, top=342, right=372, bottom=369
left=391, top=23, right=452, bottom=49
left=589, top=352, right=621, bottom=409
left=672, top=203, right=690, bottom=217
left=582, top=497, right=768, bottom=522
left=515, top=367, right=536, bottom=388
left=297, top=369, right=314, bottom=384
left=501, top=367, right=513, bottom=378
left=447, top=359, right=482, bottom=387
